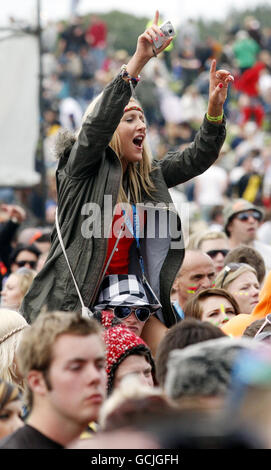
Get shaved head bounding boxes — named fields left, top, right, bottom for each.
left=180, top=250, right=215, bottom=273
left=175, top=250, right=216, bottom=308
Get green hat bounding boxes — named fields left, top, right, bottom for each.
left=223, top=199, right=264, bottom=236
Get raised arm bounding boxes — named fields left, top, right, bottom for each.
left=159, top=60, right=234, bottom=187
left=207, top=59, right=234, bottom=123
left=66, top=11, right=172, bottom=178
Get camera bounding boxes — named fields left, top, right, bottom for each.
left=153, top=20, right=175, bottom=49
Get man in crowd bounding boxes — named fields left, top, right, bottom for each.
left=0, top=311, right=107, bottom=449
left=189, top=231, right=230, bottom=274
left=172, top=250, right=216, bottom=320
left=223, top=198, right=271, bottom=271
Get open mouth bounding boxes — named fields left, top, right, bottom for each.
left=133, top=136, right=144, bottom=149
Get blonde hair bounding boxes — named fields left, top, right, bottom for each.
left=13, top=268, right=37, bottom=298
left=3, top=268, right=37, bottom=311
left=78, top=94, right=156, bottom=203
left=188, top=230, right=228, bottom=250
left=0, top=309, right=29, bottom=391
left=215, top=263, right=258, bottom=290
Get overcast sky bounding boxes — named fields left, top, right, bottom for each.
left=0, top=0, right=269, bottom=28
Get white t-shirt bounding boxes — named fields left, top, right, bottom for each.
left=194, top=165, right=228, bottom=206
left=257, top=222, right=271, bottom=246
left=254, top=239, right=271, bottom=273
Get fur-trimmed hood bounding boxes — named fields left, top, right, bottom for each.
left=54, top=128, right=76, bottom=160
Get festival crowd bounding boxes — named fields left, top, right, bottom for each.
left=1, top=10, right=271, bottom=451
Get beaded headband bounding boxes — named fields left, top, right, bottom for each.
left=0, top=325, right=28, bottom=345
left=124, top=105, right=143, bottom=114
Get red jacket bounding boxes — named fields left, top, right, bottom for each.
left=234, top=61, right=266, bottom=96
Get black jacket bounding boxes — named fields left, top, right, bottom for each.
left=21, top=74, right=226, bottom=327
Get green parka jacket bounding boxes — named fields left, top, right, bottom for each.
left=21, top=74, right=226, bottom=327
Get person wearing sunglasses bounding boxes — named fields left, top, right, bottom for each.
left=94, top=274, right=161, bottom=338
left=188, top=230, right=230, bottom=274
left=20, top=11, right=234, bottom=333
left=223, top=198, right=271, bottom=272
left=9, top=244, right=41, bottom=275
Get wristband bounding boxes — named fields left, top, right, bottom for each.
left=206, top=112, right=223, bottom=122
left=120, top=64, right=141, bottom=86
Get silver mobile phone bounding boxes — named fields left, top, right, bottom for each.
left=153, top=20, right=175, bottom=49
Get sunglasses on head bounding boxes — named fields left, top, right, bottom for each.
left=15, top=260, right=37, bottom=269
left=206, top=249, right=229, bottom=258
left=235, top=211, right=261, bottom=222
left=113, top=305, right=153, bottom=322
left=220, top=262, right=246, bottom=288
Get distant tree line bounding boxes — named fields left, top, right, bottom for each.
left=81, top=5, right=271, bottom=55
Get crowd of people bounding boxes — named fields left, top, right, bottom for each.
left=1, top=9, right=271, bottom=451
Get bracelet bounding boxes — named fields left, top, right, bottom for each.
left=206, top=112, right=224, bottom=122
left=120, top=64, right=141, bottom=86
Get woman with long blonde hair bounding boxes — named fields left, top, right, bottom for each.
left=21, top=11, right=234, bottom=346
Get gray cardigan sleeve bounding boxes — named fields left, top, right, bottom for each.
left=158, top=115, right=226, bottom=188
